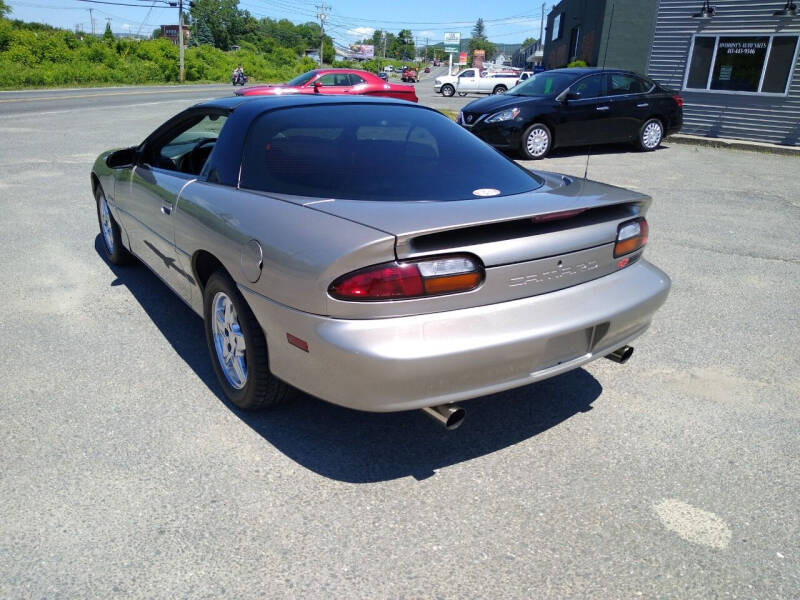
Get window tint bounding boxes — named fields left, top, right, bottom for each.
left=240, top=105, right=542, bottom=201
left=146, top=113, right=227, bottom=175
left=349, top=74, right=366, bottom=85
left=287, top=71, right=317, bottom=86
left=317, top=73, right=352, bottom=86
left=687, top=36, right=715, bottom=88
left=509, top=72, right=575, bottom=96
left=607, top=73, right=648, bottom=95
left=762, top=36, right=799, bottom=93
left=572, top=74, right=604, bottom=98
left=459, top=70, right=475, bottom=78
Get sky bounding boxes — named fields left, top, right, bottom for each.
left=5, top=0, right=552, bottom=48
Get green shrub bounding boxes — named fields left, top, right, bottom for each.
left=566, top=59, right=588, bottom=68
left=0, top=16, right=321, bottom=88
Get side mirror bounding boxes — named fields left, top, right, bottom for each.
left=313, top=80, right=323, bottom=93
left=106, top=146, right=137, bottom=168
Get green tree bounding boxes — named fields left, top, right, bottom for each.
left=0, top=0, right=11, bottom=17
left=103, top=21, right=114, bottom=43
left=521, top=36, right=538, bottom=48
left=152, top=27, right=163, bottom=39
left=189, top=0, right=252, bottom=51
left=468, top=17, right=496, bottom=61
left=472, top=18, right=485, bottom=40
left=195, top=20, right=214, bottom=46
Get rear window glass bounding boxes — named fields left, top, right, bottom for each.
left=240, top=104, right=542, bottom=201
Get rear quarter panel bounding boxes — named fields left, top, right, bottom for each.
left=172, top=183, right=396, bottom=316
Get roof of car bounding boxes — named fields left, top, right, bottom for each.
left=195, top=94, right=425, bottom=112
left=546, top=67, right=633, bottom=75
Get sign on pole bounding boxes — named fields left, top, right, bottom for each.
left=444, top=32, right=460, bottom=54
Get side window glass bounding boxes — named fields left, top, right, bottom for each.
left=572, top=74, right=603, bottom=99
left=316, top=74, right=338, bottom=86
left=146, top=113, right=227, bottom=175
left=608, top=74, right=646, bottom=95
left=460, top=70, right=475, bottom=78
left=349, top=74, right=366, bottom=85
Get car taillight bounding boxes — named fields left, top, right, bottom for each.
left=329, top=255, right=483, bottom=301
left=672, top=94, right=683, bottom=108
left=614, top=217, right=649, bottom=258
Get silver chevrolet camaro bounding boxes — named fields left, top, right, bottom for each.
left=91, top=95, right=670, bottom=429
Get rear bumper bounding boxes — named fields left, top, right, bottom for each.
left=241, top=260, right=671, bottom=412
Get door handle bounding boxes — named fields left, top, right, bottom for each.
left=596, top=105, right=610, bottom=111
left=161, top=204, right=172, bottom=216
left=637, top=102, right=649, bottom=107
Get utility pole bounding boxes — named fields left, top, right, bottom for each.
left=316, top=2, right=329, bottom=66
left=178, top=0, right=185, bottom=82
left=87, top=8, right=95, bottom=35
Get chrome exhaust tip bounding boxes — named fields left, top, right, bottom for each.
left=606, top=345, right=634, bottom=364
left=422, top=404, right=466, bottom=430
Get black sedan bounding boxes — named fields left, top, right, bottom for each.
left=458, top=68, right=683, bottom=159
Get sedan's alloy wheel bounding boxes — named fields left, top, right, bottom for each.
left=526, top=126, right=550, bottom=158
left=642, top=120, right=663, bottom=149
left=212, top=291, right=248, bottom=389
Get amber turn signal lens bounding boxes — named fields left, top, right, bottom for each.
left=423, top=272, right=482, bottom=294
left=614, top=217, right=649, bottom=258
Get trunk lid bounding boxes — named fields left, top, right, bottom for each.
left=298, top=173, right=651, bottom=318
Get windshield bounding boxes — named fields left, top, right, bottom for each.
left=507, top=72, right=577, bottom=97
left=286, top=71, right=317, bottom=86
left=241, top=104, right=543, bottom=201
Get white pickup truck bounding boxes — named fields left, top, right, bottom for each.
left=434, top=68, right=520, bottom=97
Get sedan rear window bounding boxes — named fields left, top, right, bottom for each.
left=240, top=104, right=542, bottom=201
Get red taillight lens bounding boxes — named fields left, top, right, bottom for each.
left=614, top=217, right=649, bottom=258
left=672, top=94, right=683, bottom=108
left=329, top=255, right=483, bottom=301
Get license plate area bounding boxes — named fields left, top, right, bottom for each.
left=537, top=327, right=593, bottom=370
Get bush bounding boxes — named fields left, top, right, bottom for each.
left=566, top=59, right=588, bottom=68
left=0, top=17, right=319, bottom=88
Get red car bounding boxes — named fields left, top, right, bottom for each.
left=234, top=68, right=418, bottom=103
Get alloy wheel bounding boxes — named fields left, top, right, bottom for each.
left=212, top=291, right=248, bottom=390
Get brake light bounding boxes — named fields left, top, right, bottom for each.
left=614, top=217, right=648, bottom=258
left=672, top=94, right=683, bottom=108
left=329, top=255, right=483, bottom=301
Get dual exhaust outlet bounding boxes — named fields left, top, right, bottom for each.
left=421, top=345, right=634, bottom=430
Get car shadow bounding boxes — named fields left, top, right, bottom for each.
left=97, top=236, right=604, bottom=483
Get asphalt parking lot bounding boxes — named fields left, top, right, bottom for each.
left=1, top=84, right=798, bottom=599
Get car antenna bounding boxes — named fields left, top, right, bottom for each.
left=584, top=1, right=615, bottom=181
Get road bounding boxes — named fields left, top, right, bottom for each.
left=1, top=78, right=799, bottom=599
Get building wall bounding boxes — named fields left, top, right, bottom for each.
left=600, top=0, right=659, bottom=73
left=648, top=0, right=800, bottom=145
left=543, top=0, right=607, bottom=68
left=543, top=0, right=657, bottom=72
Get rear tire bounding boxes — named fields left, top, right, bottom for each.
left=95, top=184, right=132, bottom=265
left=441, top=84, right=455, bottom=97
left=492, top=85, right=507, bottom=95
left=637, top=118, right=664, bottom=151
left=203, top=271, right=290, bottom=410
left=457, top=92, right=467, bottom=97
left=520, top=122, right=552, bottom=160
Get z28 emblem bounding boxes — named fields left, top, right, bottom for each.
left=509, top=260, right=599, bottom=287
